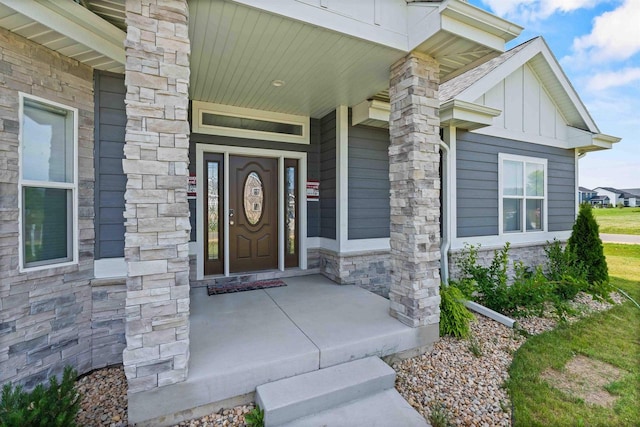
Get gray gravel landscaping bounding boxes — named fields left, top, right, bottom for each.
left=75, top=292, right=622, bottom=426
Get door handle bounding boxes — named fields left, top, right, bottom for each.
left=229, top=209, right=234, bottom=225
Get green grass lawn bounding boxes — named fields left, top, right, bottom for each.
left=592, top=207, right=640, bottom=235
left=507, top=243, right=640, bottom=426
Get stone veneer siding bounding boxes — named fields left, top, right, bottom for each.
left=319, top=249, right=391, bottom=297
left=91, top=279, right=126, bottom=369
left=0, top=28, right=96, bottom=388
left=388, top=52, right=441, bottom=328
left=122, top=0, right=192, bottom=393
left=448, top=242, right=553, bottom=282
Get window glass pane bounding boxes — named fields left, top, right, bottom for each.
left=503, top=160, right=523, bottom=196
left=286, top=166, right=296, bottom=256
left=526, top=163, right=544, bottom=197
left=503, top=198, right=521, bottom=232
left=243, top=172, right=263, bottom=225
left=22, top=101, right=73, bottom=183
left=202, top=113, right=303, bottom=136
left=23, top=187, right=71, bottom=265
left=207, top=162, right=219, bottom=260
left=526, top=199, right=543, bottom=231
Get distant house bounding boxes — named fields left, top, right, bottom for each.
left=590, top=195, right=610, bottom=207
left=579, top=187, right=597, bottom=204
left=594, top=187, right=640, bottom=207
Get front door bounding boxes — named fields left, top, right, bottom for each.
left=229, top=156, right=278, bottom=272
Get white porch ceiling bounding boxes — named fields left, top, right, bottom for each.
left=189, top=0, right=406, bottom=119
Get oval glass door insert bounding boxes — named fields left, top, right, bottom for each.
left=244, top=172, right=263, bottom=225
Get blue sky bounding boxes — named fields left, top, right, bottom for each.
left=468, top=0, right=640, bottom=190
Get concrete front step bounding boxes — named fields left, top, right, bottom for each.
left=256, top=356, right=427, bottom=427
left=280, top=389, right=430, bottom=427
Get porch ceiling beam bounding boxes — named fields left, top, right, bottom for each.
left=0, top=0, right=125, bottom=65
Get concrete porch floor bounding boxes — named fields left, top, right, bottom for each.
left=129, top=275, right=438, bottom=425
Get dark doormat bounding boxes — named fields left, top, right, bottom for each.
left=207, top=279, right=287, bottom=296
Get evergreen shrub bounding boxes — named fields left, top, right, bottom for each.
left=439, top=284, right=474, bottom=338
left=0, top=366, right=80, bottom=427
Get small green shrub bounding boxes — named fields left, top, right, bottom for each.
left=467, top=334, right=483, bottom=357
left=428, top=401, right=453, bottom=427
left=0, top=366, right=80, bottom=427
left=458, top=243, right=511, bottom=312
left=245, top=406, right=264, bottom=427
left=439, top=284, right=474, bottom=338
left=567, top=203, right=609, bottom=285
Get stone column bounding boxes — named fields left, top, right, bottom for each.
left=388, top=52, right=441, bottom=328
left=122, top=0, right=191, bottom=393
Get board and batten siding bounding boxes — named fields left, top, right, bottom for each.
left=348, top=120, right=390, bottom=239
left=94, top=71, right=126, bottom=259
left=456, top=130, right=575, bottom=238
left=319, top=111, right=337, bottom=239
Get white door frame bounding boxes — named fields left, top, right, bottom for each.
left=195, top=143, right=308, bottom=279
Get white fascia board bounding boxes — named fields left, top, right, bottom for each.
left=0, top=0, right=125, bottom=65
left=229, top=0, right=408, bottom=51
left=408, top=0, right=522, bottom=53
left=440, top=99, right=501, bottom=130
left=455, top=39, right=543, bottom=104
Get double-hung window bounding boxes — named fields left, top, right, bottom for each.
left=499, top=153, right=547, bottom=234
left=19, top=94, right=77, bottom=270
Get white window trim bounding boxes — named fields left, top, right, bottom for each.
left=18, top=92, right=79, bottom=272
left=192, top=101, right=310, bottom=145
left=195, top=144, right=307, bottom=280
left=498, top=153, right=548, bottom=236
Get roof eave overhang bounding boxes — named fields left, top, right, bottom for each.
left=0, top=0, right=125, bottom=70
left=409, top=0, right=522, bottom=81
left=440, top=99, right=501, bottom=130
left=350, top=98, right=501, bottom=130
left=569, top=128, right=621, bottom=152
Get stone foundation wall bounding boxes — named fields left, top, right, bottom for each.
left=90, top=279, right=127, bottom=369
left=448, top=242, right=553, bottom=282
left=0, top=28, right=96, bottom=388
left=319, top=249, right=391, bottom=297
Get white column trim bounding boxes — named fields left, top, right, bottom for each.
left=574, top=149, right=579, bottom=217
left=278, top=157, right=285, bottom=271
left=299, top=157, right=308, bottom=269
left=223, top=151, right=230, bottom=277
left=336, top=106, right=349, bottom=251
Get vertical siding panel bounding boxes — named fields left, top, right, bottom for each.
left=523, top=65, right=540, bottom=136
left=504, top=67, right=523, bottom=132
left=94, top=71, right=126, bottom=259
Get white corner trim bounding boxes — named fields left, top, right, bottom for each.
left=336, top=106, right=349, bottom=251
left=95, top=258, right=127, bottom=279
left=0, top=0, right=125, bottom=65
left=192, top=101, right=310, bottom=145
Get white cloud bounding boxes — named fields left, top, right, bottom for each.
left=571, top=0, right=640, bottom=62
left=480, top=0, right=604, bottom=22
left=585, top=67, right=640, bottom=91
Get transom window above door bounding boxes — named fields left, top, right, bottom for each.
left=499, top=153, right=547, bottom=234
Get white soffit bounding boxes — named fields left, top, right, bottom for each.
left=0, top=0, right=125, bottom=72
left=189, top=0, right=406, bottom=119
